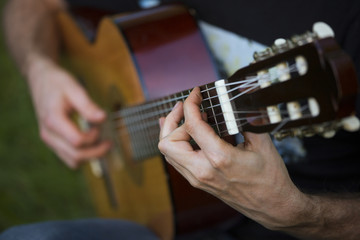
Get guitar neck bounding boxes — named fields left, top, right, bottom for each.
left=114, top=36, right=358, bottom=161
left=114, top=81, right=227, bottom=160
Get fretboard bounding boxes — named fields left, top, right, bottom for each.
left=114, top=81, right=229, bottom=161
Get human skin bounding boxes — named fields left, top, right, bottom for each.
left=159, top=87, right=360, bottom=240
left=3, top=0, right=111, bottom=168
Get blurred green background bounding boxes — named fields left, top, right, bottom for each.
left=0, top=1, right=95, bottom=232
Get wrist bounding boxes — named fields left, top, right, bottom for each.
left=25, top=54, right=56, bottom=84
left=268, top=189, right=321, bottom=231
left=269, top=190, right=324, bottom=238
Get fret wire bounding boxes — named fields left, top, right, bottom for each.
left=115, top=82, right=256, bottom=119
left=119, top=112, right=314, bottom=161
left=116, top=61, right=302, bottom=158
left=143, top=100, right=159, bottom=152
left=127, top=109, right=145, bottom=158
left=205, top=84, right=221, bottom=136
left=116, top=110, right=265, bottom=135
left=116, top=81, right=260, bottom=124
left=169, top=95, right=175, bottom=109
left=143, top=105, right=156, bottom=157
left=136, top=104, right=149, bottom=158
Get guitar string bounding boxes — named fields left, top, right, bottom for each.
left=218, top=105, right=311, bottom=136
left=117, top=104, right=312, bottom=141
left=119, top=109, right=314, bottom=158
left=114, top=63, right=298, bottom=119
left=116, top=109, right=275, bottom=132
left=114, top=80, right=261, bottom=132
left=115, top=63, right=303, bottom=153
left=119, top=103, right=311, bottom=151
left=113, top=78, right=259, bottom=119
left=115, top=63, right=300, bottom=131
left=116, top=78, right=269, bottom=134
left=115, top=82, right=261, bottom=131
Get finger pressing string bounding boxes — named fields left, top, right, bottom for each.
left=159, top=101, right=183, bottom=140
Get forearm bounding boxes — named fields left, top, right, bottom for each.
left=277, top=192, right=360, bottom=240
left=3, top=0, right=66, bottom=76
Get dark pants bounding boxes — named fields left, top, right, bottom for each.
left=0, top=219, right=159, bottom=240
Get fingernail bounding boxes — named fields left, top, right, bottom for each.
left=173, top=101, right=181, bottom=110
left=158, top=117, right=165, bottom=128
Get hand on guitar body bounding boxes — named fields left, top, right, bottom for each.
left=27, top=57, right=111, bottom=168
left=4, top=0, right=111, bottom=169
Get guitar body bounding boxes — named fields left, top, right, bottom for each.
left=57, top=5, right=238, bottom=239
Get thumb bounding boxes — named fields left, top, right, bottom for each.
left=242, top=132, right=273, bottom=151
left=66, top=81, right=106, bottom=123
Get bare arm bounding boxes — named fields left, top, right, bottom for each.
left=3, top=0, right=63, bottom=74
left=3, top=0, right=111, bottom=168
left=283, top=193, right=360, bottom=240
left=158, top=87, right=360, bottom=240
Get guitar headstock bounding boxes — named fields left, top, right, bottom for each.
left=226, top=22, right=359, bottom=140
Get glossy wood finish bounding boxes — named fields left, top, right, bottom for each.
left=57, top=4, right=358, bottom=238
left=57, top=5, right=239, bottom=239
left=115, top=6, right=238, bottom=234
left=228, top=38, right=358, bottom=134
left=57, top=10, right=174, bottom=240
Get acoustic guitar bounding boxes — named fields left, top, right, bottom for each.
left=57, top=4, right=358, bottom=240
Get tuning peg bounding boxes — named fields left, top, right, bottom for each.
left=253, top=47, right=273, bottom=61
left=272, top=38, right=294, bottom=53
left=274, top=130, right=292, bottom=140
left=291, top=31, right=317, bottom=46
left=312, top=22, right=335, bottom=39
left=314, top=123, right=337, bottom=138
left=322, top=130, right=336, bottom=138
left=274, top=38, right=286, bottom=46
left=341, top=116, right=360, bottom=132
left=301, top=128, right=316, bottom=137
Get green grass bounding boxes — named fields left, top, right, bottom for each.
left=0, top=3, right=95, bottom=231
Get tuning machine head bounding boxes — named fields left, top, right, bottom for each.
left=273, top=124, right=334, bottom=140
left=273, top=115, right=360, bottom=141
left=253, top=47, right=274, bottom=62
left=291, top=31, right=318, bottom=46
left=253, top=22, right=336, bottom=63
left=272, top=38, right=295, bottom=53
left=341, top=116, right=360, bottom=132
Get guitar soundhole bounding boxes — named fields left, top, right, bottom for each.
left=112, top=102, right=122, bottom=112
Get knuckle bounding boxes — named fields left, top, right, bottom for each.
left=195, top=169, right=214, bottom=184
left=158, top=139, right=170, bottom=153
left=209, top=153, right=231, bottom=170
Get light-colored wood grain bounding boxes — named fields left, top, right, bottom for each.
left=57, top=11, right=174, bottom=240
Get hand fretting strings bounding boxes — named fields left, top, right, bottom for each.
left=113, top=63, right=307, bottom=160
